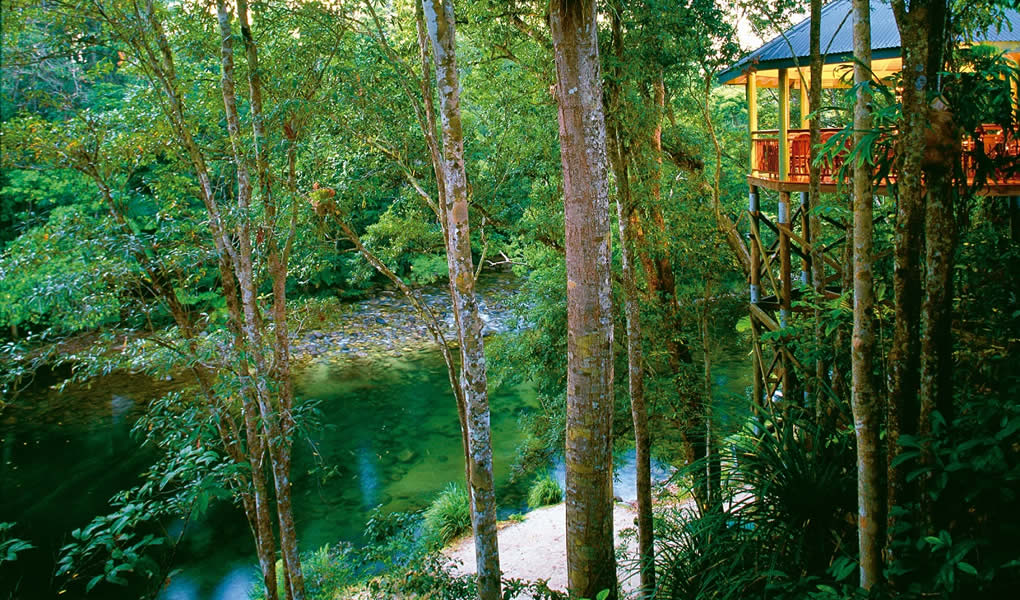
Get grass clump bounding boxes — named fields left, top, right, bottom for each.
left=527, top=472, right=562, bottom=509
left=423, top=483, right=471, bottom=546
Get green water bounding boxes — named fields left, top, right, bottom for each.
left=0, top=350, right=540, bottom=600
left=1, top=339, right=750, bottom=600
left=291, top=351, right=539, bottom=545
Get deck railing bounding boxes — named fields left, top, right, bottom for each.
left=751, top=125, right=1020, bottom=186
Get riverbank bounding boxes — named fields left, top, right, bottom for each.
left=281, top=273, right=520, bottom=362
left=2, top=273, right=520, bottom=405
left=442, top=502, right=641, bottom=598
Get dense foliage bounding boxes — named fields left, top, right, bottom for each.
left=1, top=0, right=1017, bottom=599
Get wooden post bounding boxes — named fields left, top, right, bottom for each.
left=799, top=189, right=811, bottom=407
left=779, top=68, right=790, bottom=181
left=800, top=191, right=810, bottom=285
left=751, top=319, right=765, bottom=412
left=750, top=184, right=764, bottom=409
left=779, top=191, right=792, bottom=327
left=747, top=72, right=758, bottom=173
left=750, top=186, right=761, bottom=304
left=779, top=190, right=793, bottom=402
left=800, top=77, right=810, bottom=129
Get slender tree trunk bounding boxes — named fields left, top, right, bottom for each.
left=213, top=6, right=288, bottom=598
left=243, top=395, right=280, bottom=600
left=412, top=1, right=473, bottom=488
left=215, top=4, right=304, bottom=597
left=851, top=0, right=884, bottom=588
left=919, top=171, right=956, bottom=511
left=809, top=0, right=827, bottom=420
left=421, top=3, right=501, bottom=599
left=237, top=4, right=305, bottom=595
left=701, top=280, right=720, bottom=509
left=550, top=1, right=617, bottom=597
left=632, top=75, right=699, bottom=499
left=610, top=160, right=654, bottom=599
left=831, top=215, right=854, bottom=406
left=107, top=5, right=306, bottom=599
left=915, top=1, right=956, bottom=531
left=605, top=8, right=653, bottom=595
left=888, top=0, right=945, bottom=564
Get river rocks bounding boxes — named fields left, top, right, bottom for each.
left=290, top=272, right=521, bottom=364
left=396, top=449, right=416, bottom=463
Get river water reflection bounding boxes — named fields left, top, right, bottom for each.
left=2, top=337, right=749, bottom=600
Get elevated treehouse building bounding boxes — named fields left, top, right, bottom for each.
left=718, top=0, right=1020, bottom=408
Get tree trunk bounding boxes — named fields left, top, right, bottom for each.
left=851, top=0, right=884, bottom=589
left=421, top=3, right=501, bottom=599
left=701, top=280, right=720, bottom=509
left=888, top=0, right=945, bottom=564
left=605, top=8, right=653, bottom=595
left=919, top=170, right=956, bottom=522
left=550, top=1, right=617, bottom=597
left=413, top=1, right=473, bottom=489
left=610, top=158, right=654, bottom=599
left=215, top=4, right=304, bottom=597
left=101, top=4, right=306, bottom=599
left=632, top=73, right=699, bottom=505
left=809, top=0, right=827, bottom=420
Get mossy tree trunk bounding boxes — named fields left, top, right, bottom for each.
left=605, top=6, right=654, bottom=596
left=851, top=0, right=885, bottom=589
left=421, top=2, right=502, bottom=599
left=809, top=0, right=827, bottom=420
left=888, top=0, right=948, bottom=568
left=550, top=0, right=618, bottom=597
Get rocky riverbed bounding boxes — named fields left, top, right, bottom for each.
left=289, top=272, right=522, bottom=361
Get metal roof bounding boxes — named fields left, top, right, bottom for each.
left=719, top=0, right=1020, bottom=84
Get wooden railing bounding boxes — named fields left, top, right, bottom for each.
left=751, top=126, right=1020, bottom=186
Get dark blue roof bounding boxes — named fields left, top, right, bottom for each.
left=719, top=0, right=1020, bottom=84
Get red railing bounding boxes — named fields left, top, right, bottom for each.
left=751, top=126, right=1020, bottom=186
left=963, top=124, right=1020, bottom=183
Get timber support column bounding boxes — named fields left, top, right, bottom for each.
left=779, top=191, right=794, bottom=404
left=750, top=185, right=763, bottom=410
left=747, top=72, right=758, bottom=174
left=800, top=191, right=811, bottom=285
left=779, top=68, right=790, bottom=181
left=800, top=77, right=810, bottom=129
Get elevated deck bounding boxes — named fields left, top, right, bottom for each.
left=750, top=126, right=1020, bottom=196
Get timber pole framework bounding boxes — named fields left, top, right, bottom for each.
left=745, top=66, right=846, bottom=415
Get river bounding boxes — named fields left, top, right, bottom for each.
left=1, top=284, right=751, bottom=600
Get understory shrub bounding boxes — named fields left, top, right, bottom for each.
left=655, top=413, right=857, bottom=599
left=423, top=483, right=471, bottom=546
left=264, top=544, right=358, bottom=600
left=527, top=472, right=563, bottom=509
left=247, top=505, right=567, bottom=600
